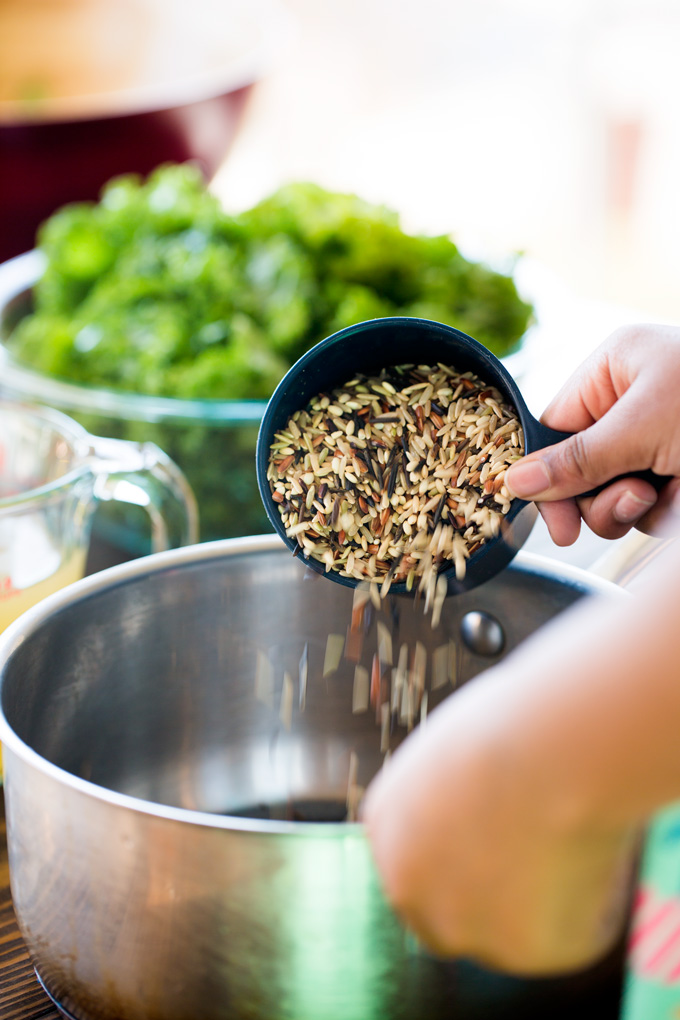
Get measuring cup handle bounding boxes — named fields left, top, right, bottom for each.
left=88, top=437, right=199, bottom=552
left=525, top=420, right=572, bottom=449
left=526, top=418, right=669, bottom=498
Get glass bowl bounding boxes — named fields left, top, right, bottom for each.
left=0, top=250, right=532, bottom=564
left=0, top=251, right=270, bottom=559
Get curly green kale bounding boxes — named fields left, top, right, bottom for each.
left=10, top=164, right=533, bottom=396
left=6, top=164, right=534, bottom=545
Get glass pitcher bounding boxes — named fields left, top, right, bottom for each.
left=0, top=399, right=199, bottom=636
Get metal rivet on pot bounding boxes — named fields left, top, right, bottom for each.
left=460, top=610, right=505, bottom=657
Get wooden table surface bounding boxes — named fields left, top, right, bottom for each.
left=0, top=793, right=61, bottom=1020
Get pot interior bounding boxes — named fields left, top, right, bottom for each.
left=0, top=539, right=629, bottom=1020
left=1, top=541, right=612, bottom=819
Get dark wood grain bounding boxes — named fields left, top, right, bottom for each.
left=0, top=794, right=61, bottom=1020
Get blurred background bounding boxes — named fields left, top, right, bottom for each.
left=4, top=0, right=680, bottom=318
left=214, top=0, right=680, bottom=323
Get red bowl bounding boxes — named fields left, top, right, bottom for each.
left=0, top=0, right=292, bottom=263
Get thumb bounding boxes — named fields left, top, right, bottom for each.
left=506, top=410, right=651, bottom=502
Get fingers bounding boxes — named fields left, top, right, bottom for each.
left=576, top=478, right=658, bottom=540
left=631, top=479, right=680, bottom=536
left=538, top=499, right=582, bottom=546
left=539, top=480, right=659, bottom=544
left=539, top=343, right=620, bottom=433
left=538, top=323, right=680, bottom=434
left=506, top=398, right=657, bottom=503
left=507, top=324, right=680, bottom=506
left=504, top=323, right=680, bottom=546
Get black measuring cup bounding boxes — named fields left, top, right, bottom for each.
left=256, top=316, right=656, bottom=595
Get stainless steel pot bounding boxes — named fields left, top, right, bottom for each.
left=0, top=535, right=627, bottom=1020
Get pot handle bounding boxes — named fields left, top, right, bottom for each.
left=88, top=436, right=199, bottom=552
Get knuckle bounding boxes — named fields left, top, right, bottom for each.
left=580, top=511, right=629, bottom=542
left=557, top=432, right=597, bottom=486
left=606, top=321, right=652, bottom=352
left=651, top=446, right=680, bottom=479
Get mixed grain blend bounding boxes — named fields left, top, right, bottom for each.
left=267, top=363, right=524, bottom=601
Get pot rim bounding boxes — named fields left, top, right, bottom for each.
left=0, top=533, right=624, bottom=837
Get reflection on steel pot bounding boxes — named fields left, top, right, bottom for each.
left=0, top=536, right=627, bottom=1020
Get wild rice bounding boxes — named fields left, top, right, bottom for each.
left=352, top=665, right=369, bottom=713
left=431, top=642, right=451, bottom=690
left=346, top=750, right=362, bottom=822
left=267, top=363, right=524, bottom=602
left=322, top=633, right=346, bottom=677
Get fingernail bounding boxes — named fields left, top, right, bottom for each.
left=614, top=490, right=655, bottom=524
left=505, top=459, right=551, bottom=498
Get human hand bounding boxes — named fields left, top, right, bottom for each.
left=362, top=666, right=635, bottom=975
left=363, top=528, right=680, bottom=977
left=505, top=323, right=680, bottom=545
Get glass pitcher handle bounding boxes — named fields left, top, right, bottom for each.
left=88, top=436, right=199, bottom=552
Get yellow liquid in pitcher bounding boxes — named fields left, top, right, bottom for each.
left=0, top=550, right=87, bottom=780
left=0, top=551, right=86, bottom=634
